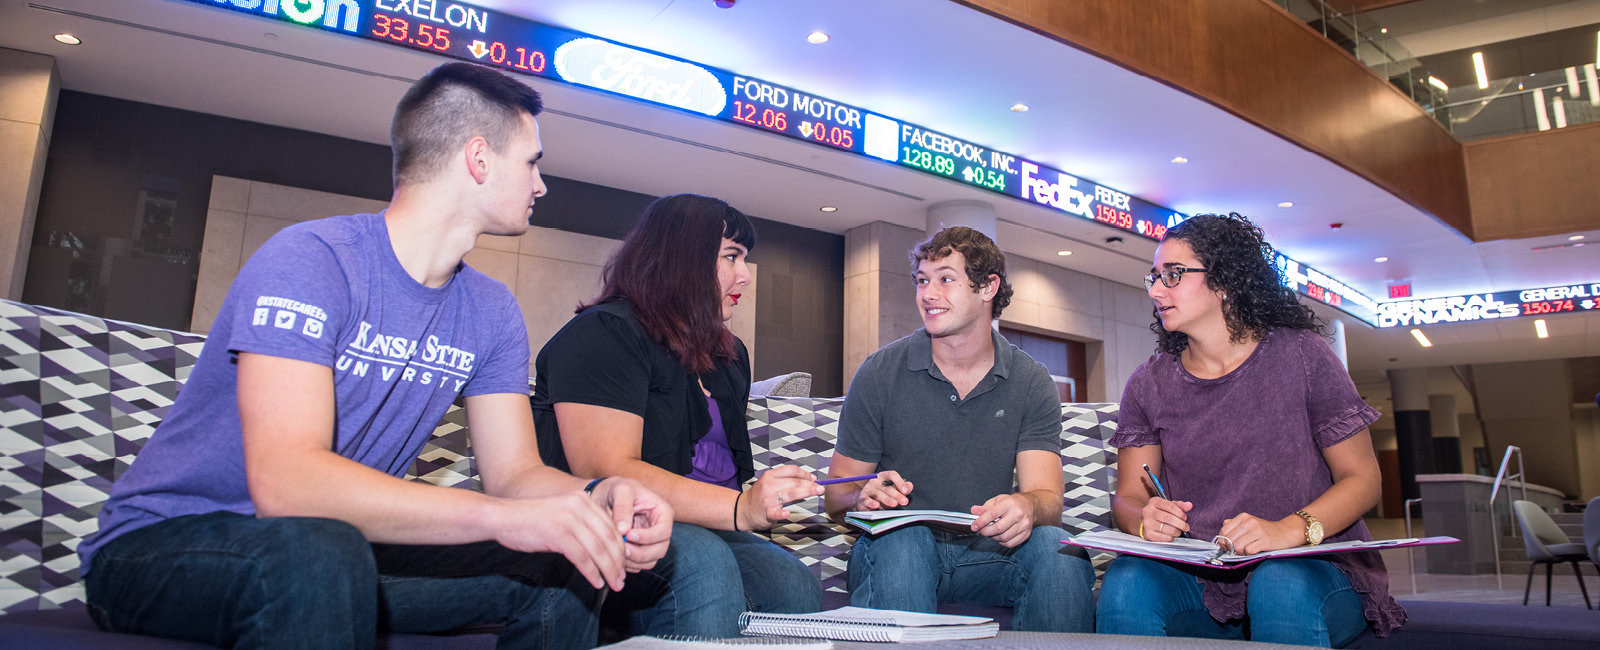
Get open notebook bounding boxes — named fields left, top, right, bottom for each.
left=739, top=607, right=998, bottom=642
left=1066, top=529, right=1458, bottom=568
left=842, top=510, right=978, bottom=535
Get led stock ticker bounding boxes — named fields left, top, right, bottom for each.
left=1374, top=283, right=1600, bottom=328
left=182, top=0, right=1599, bottom=332
left=181, top=0, right=1178, bottom=245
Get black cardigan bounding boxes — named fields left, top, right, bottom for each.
left=531, top=300, right=754, bottom=485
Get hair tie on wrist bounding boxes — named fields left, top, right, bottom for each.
left=583, top=477, right=607, bottom=495
left=1138, top=522, right=1147, bottom=540
left=732, top=491, right=743, bottom=532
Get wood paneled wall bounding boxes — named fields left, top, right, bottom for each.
left=1464, top=121, right=1600, bottom=241
left=952, top=0, right=1474, bottom=238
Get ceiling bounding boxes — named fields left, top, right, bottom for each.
left=1, top=0, right=1597, bottom=373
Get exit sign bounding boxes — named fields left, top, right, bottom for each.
left=1389, top=284, right=1412, bottom=299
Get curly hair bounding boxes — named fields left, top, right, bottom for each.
left=1153, top=213, right=1320, bottom=356
left=909, top=226, right=1013, bottom=319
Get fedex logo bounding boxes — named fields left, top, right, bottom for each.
left=1019, top=162, right=1092, bottom=218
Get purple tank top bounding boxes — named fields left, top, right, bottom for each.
left=686, top=395, right=739, bottom=489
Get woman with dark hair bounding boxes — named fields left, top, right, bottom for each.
left=532, top=194, right=822, bottom=637
left=1095, top=213, right=1404, bottom=647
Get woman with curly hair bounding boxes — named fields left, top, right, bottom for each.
left=1095, top=213, right=1404, bottom=647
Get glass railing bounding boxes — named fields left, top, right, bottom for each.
left=1436, top=65, right=1600, bottom=140
left=1268, top=0, right=1450, bottom=123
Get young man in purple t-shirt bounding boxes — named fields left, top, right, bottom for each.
left=78, top=63, right=673, bottom=650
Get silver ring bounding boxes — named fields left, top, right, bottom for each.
left=1158, top=522, right=1165, bottom=534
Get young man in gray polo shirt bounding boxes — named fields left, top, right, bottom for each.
left=823, top=226, right=1093, bottom=632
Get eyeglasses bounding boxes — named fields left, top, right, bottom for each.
left=1143, top=267, right=1207, bottom=290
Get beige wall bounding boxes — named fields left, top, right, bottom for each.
left=0, top=48, right=58, bottom=300
left=1575, top=407, right=1600, bottom=500
left=193, top=177, right=757, bottom=376
left=1472, top=358, right=1581, bottom=496
left=842, top=220, right=1154, bottom=401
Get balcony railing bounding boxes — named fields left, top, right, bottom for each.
left=1268, top=0, right=1598, bottom=141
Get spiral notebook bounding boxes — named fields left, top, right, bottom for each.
left=739, top=607, right=998, bottom=642
left=601, top=636, right=833, bottom=650
left=1066, top=529, right=1458, bottom=568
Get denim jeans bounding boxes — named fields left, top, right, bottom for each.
left=84, top=512, right=599, bottom=650
left=613, top=523, right=822, bottom=638
left=1095, top=555, right=1368, bottom=648
left=846, top=525, right=1094, bottom=632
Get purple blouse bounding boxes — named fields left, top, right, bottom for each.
left=1110, top=328, right=1404, bottom=636
left=686, top=395, right=740, bottom=489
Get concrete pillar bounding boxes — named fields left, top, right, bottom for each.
left=925, top=200, right=997, bottom=241
left=1388, top=368, right=1434, bottom=501
left=843, top=221, right=927, bottom=391
left=0, top=48, right=60, bottom=300
left=1328, top=318, right=1347, bottom=369
left=1429, top=394, right=1463, bottom=474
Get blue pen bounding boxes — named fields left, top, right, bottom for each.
left=1142, top=463, right=1187, bottom=538
left=817, top=473, right=881, bottom=486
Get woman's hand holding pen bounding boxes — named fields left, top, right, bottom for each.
left=1218, top=513, right=1303, bottom=554
left=853, top=471, right=912, bottom=511
left=739, top=465, right=823, bottom=530
left=1139, top=497, right=1193, bottom=542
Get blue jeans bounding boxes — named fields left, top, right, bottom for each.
left=1096, top=555, right=1368, bottom=647
left=84, top=512, right=598, bottom=650
left=846, top=525, right=1094, bottom=632
left=618, top=523, right=822, bottom=638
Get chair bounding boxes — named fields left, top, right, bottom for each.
left=1585, top=497, right=1600, bottom=573
left=1512, top=500, right=1592, bottom=608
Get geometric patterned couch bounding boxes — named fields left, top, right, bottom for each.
left=0, top=298, right=1119, bottom=629
left=748, top=398, right=1121, bottom=595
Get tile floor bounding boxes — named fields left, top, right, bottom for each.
left=1367, top=517, right=1597, bottom=610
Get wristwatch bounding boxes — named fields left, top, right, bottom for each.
left=1294, top=510, right=1324, bottom=546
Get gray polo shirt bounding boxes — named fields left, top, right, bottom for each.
left=835, top=328, right=1062, bottom=513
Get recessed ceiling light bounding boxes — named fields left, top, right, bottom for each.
left=1427, top=76, right=1449, bottom=91
left=1374, top=256, right=1389, bottom=263
left=1535, top=319, right=1549, bottom=339
left=819, top=206, right=838, bottom=213
left=1056, top=250, right=1072, bottom=256
left=1570, top=234, right=1586, bottom=241
left=1170, top=156, right=1189, bottom=164
left=807, top=31, right=829, bottom=44
left=1009, top=103, right=1029, bottom=113
left=53, top=33, right=81, bottom=45
left=1410, top=329, right=1432, bottom=347
left=1380, top=28, right=1388, bottom=34
left=1472, top=52, right=1488, bottom=89
left=1278, top=201, right=1294, bottom=208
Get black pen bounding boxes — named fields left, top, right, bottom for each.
left=1142, top=463, right=1187, bottom=538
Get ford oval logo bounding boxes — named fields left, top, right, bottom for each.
left=554, top=38, right=727, bottom=116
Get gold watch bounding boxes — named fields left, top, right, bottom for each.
left=1294, top=510, right=1324, bottom=546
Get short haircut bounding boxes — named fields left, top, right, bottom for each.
left=390, top=62, right=544, bottom=187
left=909, top=226, right=1013, bottom=319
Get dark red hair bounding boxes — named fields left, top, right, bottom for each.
left=582, top=194, right=757, bottom=374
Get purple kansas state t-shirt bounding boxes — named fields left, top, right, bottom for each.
left=81, top=213, right=530, bottom=572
